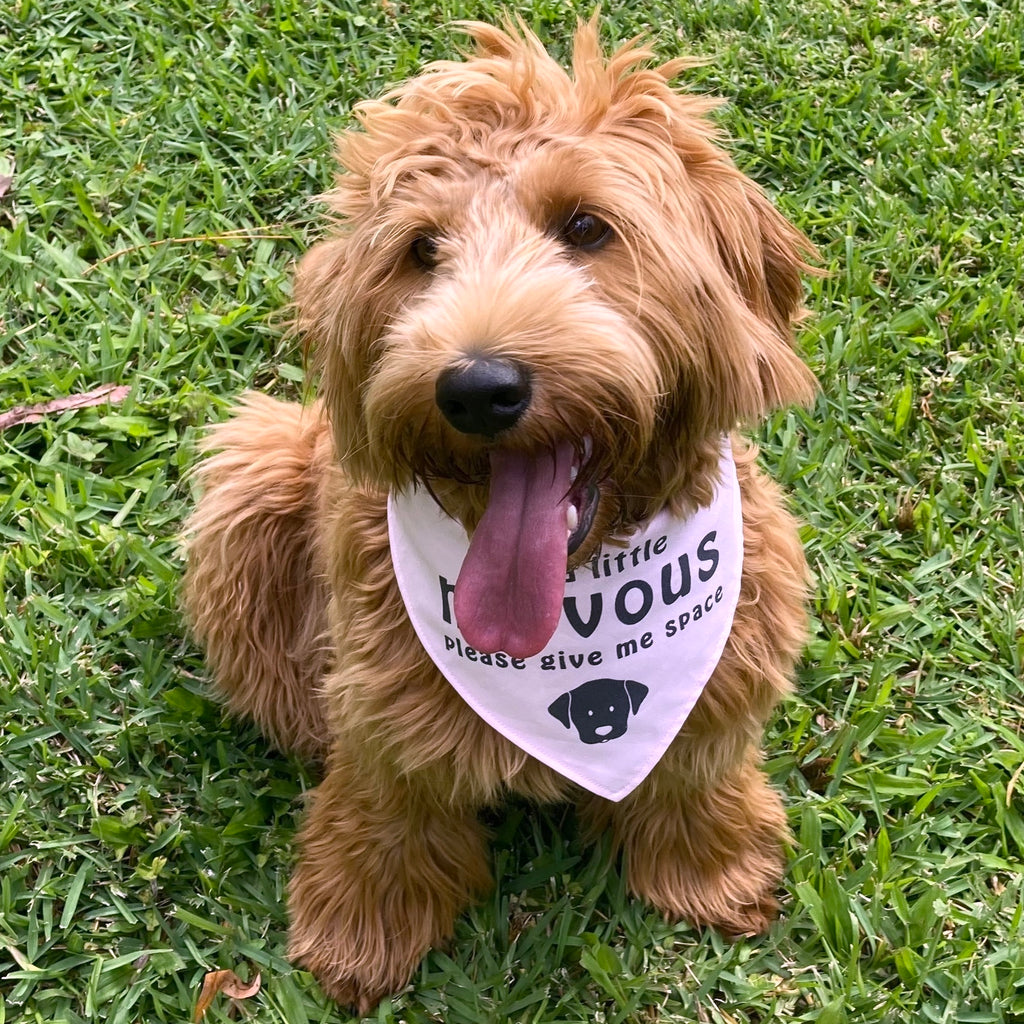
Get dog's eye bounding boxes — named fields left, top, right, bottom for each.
left=561, top=213, right=612, bottom=252
left=410, top=235, right=440, bottom=269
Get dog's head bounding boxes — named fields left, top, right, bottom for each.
left=548, top=678, right=649, bottom=745
left=296, top=19, right=816, bottom=657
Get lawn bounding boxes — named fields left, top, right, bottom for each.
left=1, top=0, right=1022, bottom=1021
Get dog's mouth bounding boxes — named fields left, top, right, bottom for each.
left=453, top=441, right=600, bottom=660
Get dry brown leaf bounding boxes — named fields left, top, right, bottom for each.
left=0, top=174, right=12, bottom=199
left=0, top=384, right=131, bottom=431
left=193, top=969, right=261, bottom=1021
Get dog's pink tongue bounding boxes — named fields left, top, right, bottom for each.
left=454, top=444, right=571, bottom=659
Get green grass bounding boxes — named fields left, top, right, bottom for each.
left=2, top=0, right=1022, bottom=1021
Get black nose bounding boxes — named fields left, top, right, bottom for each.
left=435, top=357, right=532, bottom=437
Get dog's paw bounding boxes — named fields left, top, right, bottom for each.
left=717, top=888, right=781, bottom=939
left=300, top=956, right=406, bottom=1017
left=612, top=759, right=790, bottom=939
left=680, top=864, right=783, bottom=939
left=629, top=835, right=785, bottom=938
left=289, top=922, right=422, bottom=1015
left=287, top=760, right=492, bottom=1010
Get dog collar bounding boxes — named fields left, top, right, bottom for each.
left=387, top=441, right=743, bottom=801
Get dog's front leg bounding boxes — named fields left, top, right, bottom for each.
left=582, top=747, right=788, bottom=938
left=287, top=749, right=492, bottom=1013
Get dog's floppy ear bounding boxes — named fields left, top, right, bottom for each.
left=733, top=179, right=819, bottom=412
left=624, top=680, right=648, bottom=715
left=293, top=237, right=376, bottom=484
left=547, top=692, right=572, bottom=729
left=294, top=238, right=344, bottom=367
left=745, top=182, right=813, bottom=339
left=694, top=164, right=819, bottom=417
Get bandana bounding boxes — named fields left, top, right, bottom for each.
left=387, top=443, right=742, bottom=801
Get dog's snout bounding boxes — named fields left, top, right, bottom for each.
left=435, top=357, right=532, bottom=437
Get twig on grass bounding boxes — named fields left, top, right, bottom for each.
left=0, top=384, right=131, bottom=431
left=83, top=226, right=294, bottom=275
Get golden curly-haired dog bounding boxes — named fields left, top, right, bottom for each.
left=184, top=19, right=816, bottom=1011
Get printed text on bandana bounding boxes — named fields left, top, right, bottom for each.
left=436, top=529, right=725, bottom=672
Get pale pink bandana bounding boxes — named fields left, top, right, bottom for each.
left=388, top=443, right=743, bottom=801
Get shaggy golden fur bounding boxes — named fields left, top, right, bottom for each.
left=184, top=19, right=816, bottom=1012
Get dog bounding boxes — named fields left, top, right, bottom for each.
left=183, top=18, right=816, bottom=1012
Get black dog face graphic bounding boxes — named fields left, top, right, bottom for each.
left=547, top=678, right=649, bottom=744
